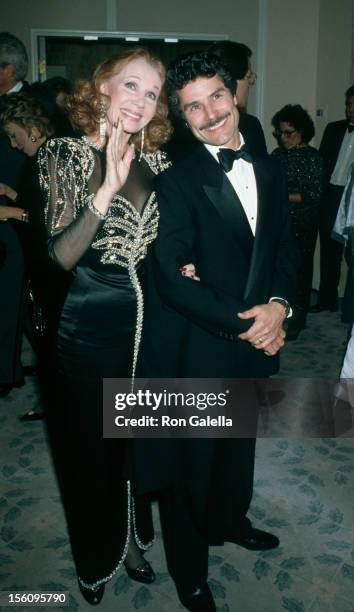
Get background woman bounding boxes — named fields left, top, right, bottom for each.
left=38, top=48, right=171, bottom=604
left=271, top=104, right=323, bottom=339
left=0, top=92, right=70, bottom=419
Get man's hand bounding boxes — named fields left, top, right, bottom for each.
left=262, top=328, right=286, bottom=356
left=0, top=205, right=28, bottom=222
left=0, top=183, right=17, bottom=201
left=237, top=302, right=287, bottom=351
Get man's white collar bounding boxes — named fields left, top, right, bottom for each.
left=205, top=133, right=245, bottom=162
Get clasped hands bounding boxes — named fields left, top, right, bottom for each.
left=237, top=303, right=286, bottom=356
left=180, top=264, right=286, bottom=356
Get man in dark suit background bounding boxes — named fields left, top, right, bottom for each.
left=311, top=86, right=354, bottom=320
left=164, top=40, right=267, bottom=163
left=211, top=40, right=267, bottom=160
left=138, top=52, right=295, bottom=611
left=0, top=32, right=29, bottom=396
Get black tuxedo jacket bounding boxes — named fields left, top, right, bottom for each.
left=135, top=144, right=296, bottom=510
left=140, top=144, right=295, bottom=380
left=319, top=119, right=348, bottom=186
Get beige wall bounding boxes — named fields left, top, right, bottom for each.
left=1, top=0, right=106, bottom=58
left=115, top=0, right=258, bottom=44
left=316, top=0, right=353, bottom=145
left=262, top=0, right=320, bottom=151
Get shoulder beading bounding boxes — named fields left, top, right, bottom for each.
left=38, top=137, right=95, bottom=234
left=140, top=149, right=171, bottom=175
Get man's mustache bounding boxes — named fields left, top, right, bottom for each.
left=200, top=113, right=231, bottom=130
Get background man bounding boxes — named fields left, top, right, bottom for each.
left=211, top=40, right=267, bottom=159
left=311, top=85, right=354, bottom=321
left=0, top=32, right=29, bottom=396
left=138, top=51, right=295, bottom=611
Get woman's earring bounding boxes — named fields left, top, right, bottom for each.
left=30, top=135, right=37, bottom=143
left=99, top=116, right=106, bottom=147
left=138, top=127, right=145, bottom=162
left=99, top=102, right=106, bottom=147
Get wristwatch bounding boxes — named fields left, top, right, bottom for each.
left=269, top=297, right=292, bottom=319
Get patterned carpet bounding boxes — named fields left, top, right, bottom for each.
left=1, top=309, right=354, bottom=612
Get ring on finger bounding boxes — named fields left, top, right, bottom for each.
left=257, top=337, right=264, bottom=344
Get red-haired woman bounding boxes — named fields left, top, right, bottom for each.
left=38, top=48, right=171, bottom=604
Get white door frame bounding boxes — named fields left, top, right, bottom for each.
left=30, top=29, right=228, bottom=82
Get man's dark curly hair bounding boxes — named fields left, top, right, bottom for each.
left=271, top=104, right=315, bottom=144
left=166, top=50, right=236, bottom=118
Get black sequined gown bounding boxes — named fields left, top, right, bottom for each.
left=271, top=145, right=323, bottom=316
left=38, top=137, right=169, bottom=589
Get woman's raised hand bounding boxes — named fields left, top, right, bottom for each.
left=103, top=117, right=135, bottom=197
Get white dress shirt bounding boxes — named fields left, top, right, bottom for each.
left=205, top=136, right=292, bottom=316
left=205, top=133, right=258, bottom=235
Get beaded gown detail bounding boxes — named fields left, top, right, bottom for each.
left=38, top=137, right=170, bottom=588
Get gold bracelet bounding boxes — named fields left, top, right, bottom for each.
left=86, top=194, right=107, bottom=220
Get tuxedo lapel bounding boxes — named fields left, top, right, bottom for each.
left=192, top=146, right=254, bottom=257
left=243, top=161, right=272, bottom=299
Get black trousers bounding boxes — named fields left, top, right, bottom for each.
left=318, top=184, right=345, bottom=308
left=289, top=202, right=319, bottom=318
left=158, top=486, right=209, bottom=592
left=157, top=438, right=256, bottom=591
left=342, top=240, right=354, bottom=322
left=0, top=223, right=24, bottom=386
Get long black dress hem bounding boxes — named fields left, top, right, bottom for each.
left=77, top=480, right=154, bottom=590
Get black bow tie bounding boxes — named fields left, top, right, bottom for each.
left=217, top=146, right=253, bottom=172
left=348, top=124, right=354, bottom=133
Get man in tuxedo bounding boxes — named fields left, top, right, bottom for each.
left=0, top=32, right=29, bottom=396
left=311, top=86, right=354, bottom=319
left=138, top=52, right=295, bottom=611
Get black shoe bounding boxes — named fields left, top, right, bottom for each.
left=229, top=527, right=279, bottom=551
left=78, top=582, right=105, bottom=605
left=178, top=583, right=216, bottom=611
left=124, top=560, right=155, bottom=584
left=19, top=410, right=45, bottom=422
